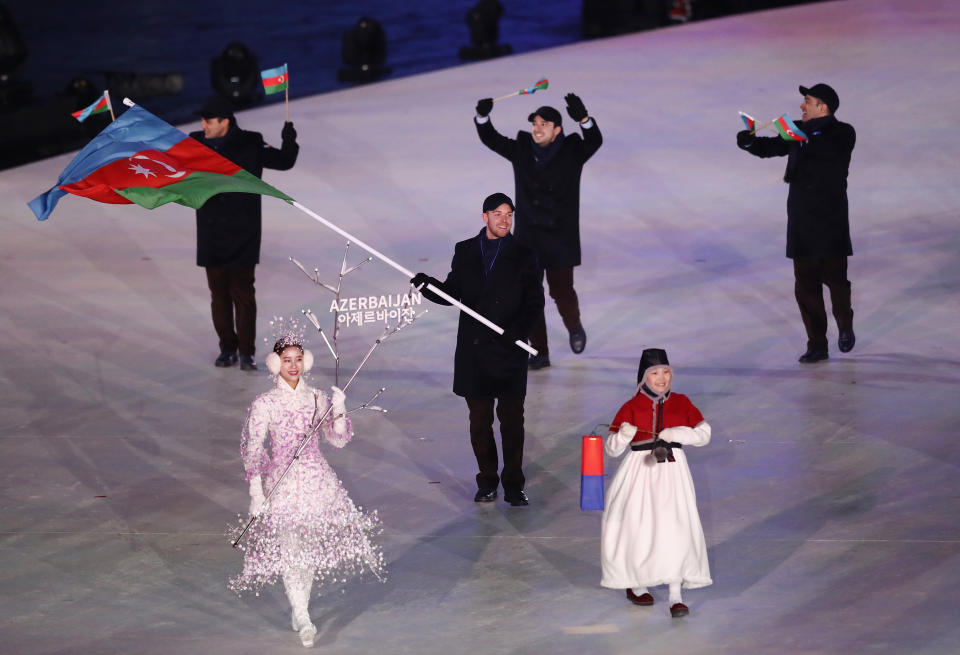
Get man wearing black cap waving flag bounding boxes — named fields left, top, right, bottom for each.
left=736, top=83, right=857, bottom=364
left=474, top=92, right=602, bottom=370
left=191, top=95, right=299, bottom=371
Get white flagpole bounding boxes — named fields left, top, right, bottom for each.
left=290, top=200, right=537, bottom=356
left=103, top=90, right=116, bottom=121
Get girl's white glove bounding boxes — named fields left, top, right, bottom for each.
left=618, top=422, right=638, bottom=439
left=330, top=386, right=348, bottom=434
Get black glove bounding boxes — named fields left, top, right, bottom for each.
left=736, top=129, right=755, bottom=149
left=410, top=273, right=430, bottom=289
left=565, top=93, right=588, bottom=123
left=476, top=98, right=493, bottom=118
left=282, top=121, right=297, bottom=142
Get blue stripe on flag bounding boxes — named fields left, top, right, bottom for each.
left=260, top=64, right=288, bottom=80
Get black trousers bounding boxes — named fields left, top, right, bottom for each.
left=529, top=266, right=581, bottom=355
left=205, top=266, right=257, bottom=356
left=465, top=396, right=525, bottom=493
left=793, top=257, right=853, bottom=351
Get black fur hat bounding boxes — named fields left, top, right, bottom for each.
left=637, top=348, right=670, bottom=384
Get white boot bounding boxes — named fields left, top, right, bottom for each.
left=298, top=624, right=317, bottom=648
left=284, top=570, right=316, bottom=645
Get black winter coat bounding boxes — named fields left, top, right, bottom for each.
left=420, top=231, right=544, bottom=398
left=476, top=118, right=602, bottom=269
left=739, top=114, right=855, bottom=259
left=189, top=121, right=298, bottom=268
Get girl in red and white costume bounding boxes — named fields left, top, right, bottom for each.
left=600, top=348, right=712, bottom=617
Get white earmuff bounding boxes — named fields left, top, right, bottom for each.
left=265, top=352, right=281, bottom=375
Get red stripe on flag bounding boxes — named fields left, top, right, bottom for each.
left=60, top=138, right=242, bottom=202
left=262, top=74, right=286, bottom=87
left=166, top=138, right=242, bottom=176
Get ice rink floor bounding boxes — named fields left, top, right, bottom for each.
left=1, top=1, right=959, bottom=653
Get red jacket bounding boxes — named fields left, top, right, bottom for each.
left=611, top=392, right=704, bottom=444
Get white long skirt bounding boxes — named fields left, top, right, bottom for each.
left=600, top=448, right=711, bottom=589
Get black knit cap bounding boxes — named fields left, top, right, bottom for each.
left=799, top=83, right=839, bottom=114
left=195, top=95, right=235, bottom=120
left=482, top=192, right=514, bottom=213
left=527, top=105, right=562, bottom=127
left=637, top=348, right=670, bottom=384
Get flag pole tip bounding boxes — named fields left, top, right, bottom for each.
left=123, top=98, right=136, bottom=107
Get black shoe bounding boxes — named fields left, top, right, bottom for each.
left=798, top=348, right=829, bottom=364
left=528, top=353, right=551, bottom=370
left=239, top=355, right=258, bottom=371
left=215, top=350, right=238, bottom=367
left=838, top=329, right=856, bottom=353
left=504, top=490, right=529, bottom=506
left=569, top=324, right=587, bottom=354
left=474, top=488, right=497, bottom=503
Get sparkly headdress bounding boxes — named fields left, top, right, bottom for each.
left=264, top=316, right=314, bottom=375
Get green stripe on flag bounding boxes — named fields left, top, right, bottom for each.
left=264, top=81, right=289, bottom=95
left=114, top=169, right=293, bottom=210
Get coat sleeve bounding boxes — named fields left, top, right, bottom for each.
left=475, top=118, right=518, bottom=162
left=240, top=397, right=271, bottom=481
left=740, top=134, right=790, bottom=158
left=260, top=129, right=299, bottom=171
left=659, top=422, right=711, bottom=447
left=578, top=119, right=603, bottom=163
left=605, top=403, right=636, bottom=457
left=659, top=397, right=710, bottom=447
left=417, top=274, right=453, bottom=306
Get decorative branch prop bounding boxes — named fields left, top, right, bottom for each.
left=232, top=312, right=423, bottom=548
left=290, top=242, right=372, bottom=383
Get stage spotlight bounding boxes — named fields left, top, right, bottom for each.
left=0, top=4, right=27, bottom=73
left=459, top=0, right=512, bottom=61
left=210, top=42, right=261, bottom=106
left=0, top=4, right=30, bottom=111
left=581, top=0, right=670, bottom=37
left=338, top=17, right=391, bottom=83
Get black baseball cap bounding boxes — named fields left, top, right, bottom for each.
left=799, top=83, right=839, bottom=114
left=195, top=95, right=235, bottom=119
left=527, top=105, right=562, bottom=126
left=482, top=192, right=515, bottom=213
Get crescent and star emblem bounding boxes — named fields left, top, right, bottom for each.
left=129, top=154, right=187, bottom=179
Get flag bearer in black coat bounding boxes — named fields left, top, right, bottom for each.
left=737, top=83, right=856, bottom=364
left=191, top=96, right=299, bottom=371
left=412, top=193, right=544, bottom=506
left=474, top=93, right=602, bottom=370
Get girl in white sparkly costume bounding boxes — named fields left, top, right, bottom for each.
left=230, top=335, right=385, bottom=647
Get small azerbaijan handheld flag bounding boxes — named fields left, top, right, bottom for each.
left=519, top=78, right=548, bottom=95
left=739, top=111, right=756, bottom=132
left=261, top=64, right=289, bottom=95
left=72, top=92, right=111, bottom=122
left=29, top=104, right=292, bottom=222
left=774, top=113, right=808, bottom=142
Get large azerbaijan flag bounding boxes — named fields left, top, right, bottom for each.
left=29, top=104, right=292, bottom=222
